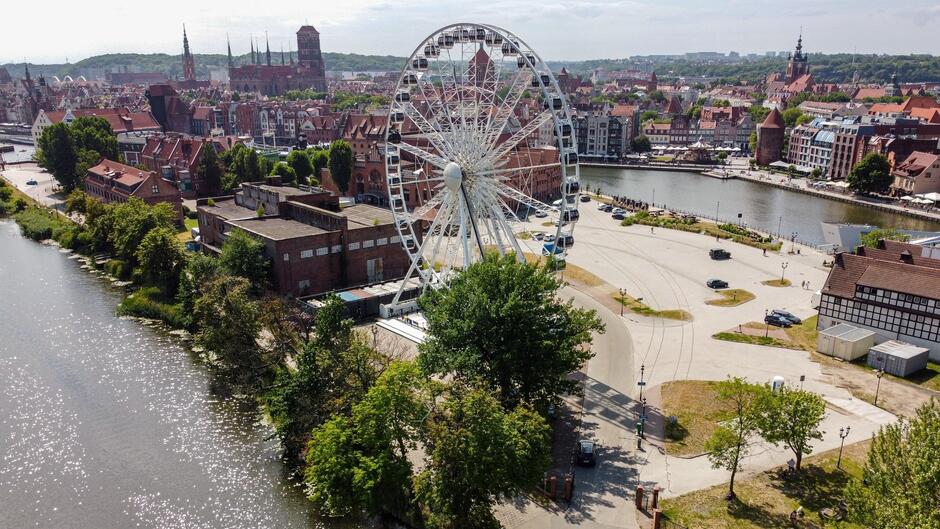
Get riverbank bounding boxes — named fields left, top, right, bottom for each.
left=582, top=161, right=721, bottom=173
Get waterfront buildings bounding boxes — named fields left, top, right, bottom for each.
left=891, top=151, right=940, bottom=196
left=571, top=103, right=633, bottom=160
left=84, top=159, right=183, bottom=222
left=197, top=181, right=410, bottom=297
left=756, top=107, right=785, bottom=165
left=30, top=107, right=161, bottom=145
left=819, top=239, right=940, bottom=361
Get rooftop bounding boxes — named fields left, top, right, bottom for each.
left=339, top=203, right=395, bottom=228
left=199, top=197, right=257, bottom=221
left=228, top=217, right=327, bottom=241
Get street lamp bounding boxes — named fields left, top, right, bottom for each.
left=780, top=261, right=789, bottom=283
left=790, top=232, right=799, bottom=254
left=620, top=288, right=627, bottom=317
left=638, top=364, right=646, bottom=402
left=371, top=324, right=378, bottom=350
left=777, top=215, right=783, bottom=240
left=837, top=426, right=851, bottom=469
left=874, top=369, right=885, bottom=407
left=765, top=309, right=770, bottom=337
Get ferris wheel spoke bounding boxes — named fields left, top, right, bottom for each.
left=484, top=68, right=530, bottom=148
left=474, top=161, right=561, bottom=178
left=397, top=141, right=450, bottom=170
left=401, top=103, right=454, bottom=157
left=487, top=109, right=555, bottom=164
left=492, top=203, right=526, bottom=262
left=494, top=181, right=556, bottom=215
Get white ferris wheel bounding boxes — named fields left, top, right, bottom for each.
left=385, top=23, right=580, bottom=308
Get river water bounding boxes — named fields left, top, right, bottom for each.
left=0, top=221, right=326, bottom=529
left=581, top=166, right=940, bottom=246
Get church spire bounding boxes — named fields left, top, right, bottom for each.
left=265, top=32, right=271, bottom=66
left=250, top=36, right=255, bottom=64
left=280, top=44, right=285, bottom=65
left=227, top=34, right=233, bottom=68
left=24, top=61, right=31, bottom=82
left=183, top=24, right=191, bottom=56
left=181, top=24, right=196, bottom=82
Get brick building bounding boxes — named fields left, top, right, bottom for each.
left=891, top=151, right=940, bottom=196
left=84, top=159, right=183, bottom=222
left=140, top=133, right=241, bottom=198
left=197, top=182, right=411, bottom=297
left=228, top=25, right=326, bottom=96
left=756, top=107, right=785, bottom=165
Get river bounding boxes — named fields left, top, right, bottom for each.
left=0, top=221, right=330, bottom=529
left=581, top=166, right=940, bottom=246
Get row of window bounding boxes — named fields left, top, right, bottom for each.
left=856, top=286, right=940, bottom=314
left=291, top=236, right=400, bottom=260
left=820, top=295, right=940, bottom=341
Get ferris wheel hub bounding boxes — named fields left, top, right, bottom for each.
left=443, top=161, right=463, bottom=192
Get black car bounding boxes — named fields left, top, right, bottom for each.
left=706, top=278, right=729, bottom=289
left=771, top=310, right=801, bottom=325
left=612, top=212, right=625, bottom=220
left=602, top=204, right=613, bottom=213
left=580, top=195, right=591, bottom=203
left=577, top=439, right=596, bottom=466
left=764, top=314, right=792, bottom=328
left=709, top=248, right=731, bottom=260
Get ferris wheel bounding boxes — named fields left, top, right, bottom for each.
left=384, top=23, right=580, bottom=308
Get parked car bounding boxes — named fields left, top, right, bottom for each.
left=533, top=232, right=545, bottom=241
left=709, top=248, right=731, bottom=260
left=706, top=278, right=729, bottom=289
left=597, top=202, right=608, bottom=210
left=577, top=439, right=597, bottom=466
left=580, top=195, right=591, bottom=203
left=534, top=210, right=548, bottom=218
left=543, top=234, right=556, bottom=243
left=26, top=179, right=38, bottom=185
left=612, top=208, right=626, bottom=215
left=771, top=310, right=801, bottom=325
left=602, top=204, right=613, bottom=213
left=764, top=314, right=793, bottom=328
left=612, top=212, right=625, bottom=220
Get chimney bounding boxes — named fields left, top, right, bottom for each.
left=900, top=250, right=914, bottom=264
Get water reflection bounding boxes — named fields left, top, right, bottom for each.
left=581, top=166, right=940, bottom=245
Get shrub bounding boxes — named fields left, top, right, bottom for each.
left=117, top=287, right=185, bottom=328
left=104, top=259, right=132, bottom=279
left=13, top=207, right=71, bottom=241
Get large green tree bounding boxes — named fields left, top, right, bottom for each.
left=846, top=399, right=940, bottom=528
left=311, top=150, right=329, bottom=184
left=108, top=198, right=176, bottom=263
left=70, top=116, right=119, bottom=161
left=36, top=123, right=79, bottom=189
left=416, top=386, right=551, bottom=529
left=419, top=252, right=604, bottom=408
left=781, top=107, right=805, bottom=128
left=270, top=161, right=297, bottom=185
left=219, top=228, right=269, bottom=291
left=848, top=152, right=892, bottom=195
left=135, top=226, right=186, bottom=294
left=859, top=228, right=911, bottom=249
left=704, top=378, right=766, bottom=500
left=757, top=387, right=826, bottom=471
left=328, top=140, right=353, bottom=193
left=177, top=252, right=222, bottom=328
left=195, top=145, right=223, bottom=196
left=193, top=275, right=264, bottom=384
left=631, top=135, right=652, bottom=153
left=286, top=149, right=313, bottom=181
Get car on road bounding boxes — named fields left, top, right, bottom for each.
left=706, top=278, right=729, bottom=289
left=612, top=212, right=625, bottom=220
left=577, top=440, right=597, bottom=466
left=601, top=204, right=613, bottom=213
left=597, top=202, right=608, bottom=210
left=534, top=210, right=548, bottom=218
left=543, top=234, right=556, bottom=243
left=771, top=309, right=801, bottom=325
left=26, top=179, right=38, bottom=185
left=709, top=248, right=731, bottom=260
left=764, top=313, right=793, bottom=328
left=580, top=195, right=591, bottom=203
left=533, top=232, right=545, bottom=241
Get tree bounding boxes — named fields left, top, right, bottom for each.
left=270, top=161, right=297, bottom=185
left=648, top=90, right=666, bottom=103
left=415, top=385, right=551, bottom=529
left=177, top=252, right=222, bottom=328
left=135, top=226, right=186, bottom=294
left=848, top=152, right=892, bottom=195
left=70, top=116, right=119, bottom=161
left=305, top=361, right=428, bottom=520
left=781, top=107, right=805, bottom=128
left=193, top=275, right=264, bottom=384
left=640, top=110, right=659, bottom=123
left=704, top=378, right=766, bottom=500
left=328, top=140, right=353, bottom=193
left=287, top=149, right=313, bottom=181
left=811, top=167, right=823, bottom=179
left=748, top=105, right=770, bottom=125
left=845, top=399, right=940, bottom=528
left=418, top=252, right=604, bottom=409
left=36, top=123, right=79, bottom=189
left=219, top=228, right=269, bottom=291
left=310, top=150, right=329, bottom=184
left=757, top=387, right=826, bottom=471
left=631, top=135, right=652, bottom=153
left=109, top=198, right=176, bottom=263
left=195, top=145, right=223, bottom=196
left=859, top=228, right=911, bottom=248
left=748, top=131, right=757, bottom=153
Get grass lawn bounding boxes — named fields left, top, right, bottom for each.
left=661, top=440, right=870, bottom=529
left=784, top=315, right=818, bottom=352
left=660, top=380, right=731, bottom=456
left=613, top=292, right=692, bottom=321
left=177, top=218, right=197, bottom=242
left=706, top=289, right=755, bottom=307
left=905, top=361, right=940, bottom=392
left=762, top=278, right=792, bottom=287
left=713, top=331, right=803, bottom=350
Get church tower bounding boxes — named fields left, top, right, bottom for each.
left=785, top=33, right=808, bottom=82
left=296, top=25, right=326, bottom=92
left=182, top=25, right=196, bottom=82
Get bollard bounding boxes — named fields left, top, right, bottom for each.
left=652, top=509, right=663, bottom=529
left=563, top=474, right=573, bottom=502
left=548, top=475, right=557, bottom=499
left=635, top=485, right=645, bottom=510
left=651, top=486, right=661, bottom=509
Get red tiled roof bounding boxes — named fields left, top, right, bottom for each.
left=824, top=250, right=940, bottom=301
left=761, top=107, right=785, bottom=129
left=44, top=108, right=160, bottom=133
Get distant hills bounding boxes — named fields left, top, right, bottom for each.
left=4, top=52, right=940, bottom=85
left=1, top=52, right=408, bottom=81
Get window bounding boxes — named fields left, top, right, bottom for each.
left=151, top=184, right=160, bottom=194
left=298, top=280, right=310, bottom=289
left=376, top=237, right=388, bottom=246
left=363, top=240, right=374, bottom=248
left=316, top=247, right=328, bottom=256
left=300, top=249, right=314, bottom=259
left=390, top=236, right=401, bottom=244
left=348, top=242, right=360, bottom=251
left=283, top=253, right=290, bottom=262
left=331, top=245, right=342, bottom=253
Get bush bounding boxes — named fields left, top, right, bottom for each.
left=620, top=217, right=635, bottom=226
left=104, top=259, right=132, bottom=279
left=13, top=207, right=72, bottom=241
left=117, top=287, right=185, bottom=328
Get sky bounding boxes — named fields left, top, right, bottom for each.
left=3, top=0, right=940, bottom=64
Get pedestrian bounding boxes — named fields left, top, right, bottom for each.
left=650, top=226, right=654, bottom=234
left=801, top=280, right=805, bottom=289
left=763, top=248, right=767, bottom=256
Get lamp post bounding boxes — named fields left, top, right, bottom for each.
left=638, top=364, right=646, bottom=402
left=837, top=426, right=851, bottom=469
left=765, top=309, right=770, bottom=337
left=790, top=232, right=798, bottom=254
left=874, top=369, right=885, bottom=407
left=620, top=288, right=627, bottom=317
left=371, top=324, right=378, bottom=350
left=777, top=215, right=783, bottom=240
left=780, top=261, right=789, bottom=283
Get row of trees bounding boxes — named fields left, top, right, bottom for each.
left=213, top=140, right=352, bottom=194
left=37, top=116, right=120, bottom=190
